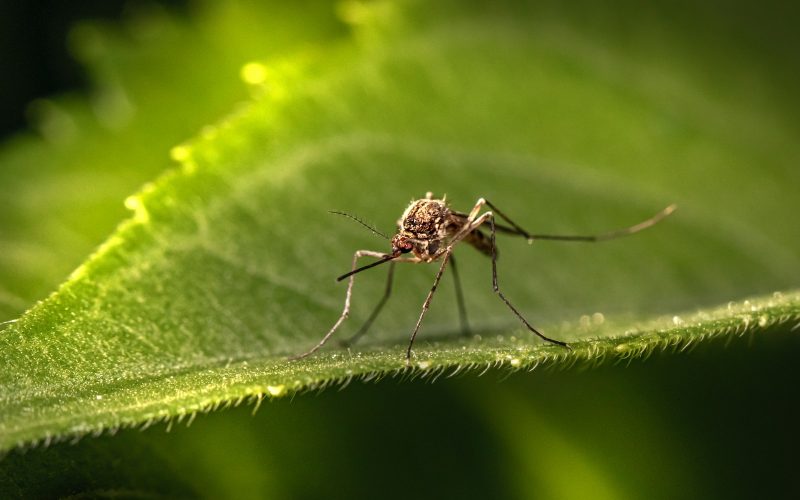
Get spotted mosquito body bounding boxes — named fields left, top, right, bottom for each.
left=291, top=192, right=676, bottom=365
left=392, top=195, right=482, bottom=261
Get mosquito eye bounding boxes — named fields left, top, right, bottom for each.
left=400, top=243, right=413, bottom=253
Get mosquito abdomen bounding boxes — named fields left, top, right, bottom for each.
left=464, top=229, right=493, bottom=257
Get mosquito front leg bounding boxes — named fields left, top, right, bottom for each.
left=290, top=249, right=388, bottom=360
left=406, top=250, right=453, bottom=364
left=340, top=261, right=396, bottom=348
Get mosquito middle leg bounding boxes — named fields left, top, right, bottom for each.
left=290, top=249, right=387, bottom=360
left=449, top=254, right=471, bottom=337
left=486, top=213, right=570, bottom=349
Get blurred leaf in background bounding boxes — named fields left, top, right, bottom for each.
left=1, top=0, right=799, bottom=498
left=0, top=0, right=347, bottom=320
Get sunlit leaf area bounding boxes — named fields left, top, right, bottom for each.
left=1, top=1, right=798, bottom=498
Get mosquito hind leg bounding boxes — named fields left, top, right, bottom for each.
left=484, top=199, right=676, bottom=243
left=483, top=199, right=534, bottom=240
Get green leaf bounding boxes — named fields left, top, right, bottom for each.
left=2, top=0, right=799, bottom=458
left=0, top=1, right=345, bottom=321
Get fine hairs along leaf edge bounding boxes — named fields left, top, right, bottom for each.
left=2, top=0, right=800, bottom=456
left=1, top=287, right=798, bottom=453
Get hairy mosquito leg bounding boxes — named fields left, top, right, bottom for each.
left=340, top=261, right=396, bottom=348
left=465, top=198, right=487, bottom=220
left=485, top=199, right=677, bottom=243
left=406, top=250, right=452, bottom=364
left=290, top=250, right=387, bottom=360
left=483, top=199, right=533, bottom=239
left=487, top=214, right=571, bottom=349
left=449, top=254, right=471, bottom=337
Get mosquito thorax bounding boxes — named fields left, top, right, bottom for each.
left=398, top=198, right=450, bottom=241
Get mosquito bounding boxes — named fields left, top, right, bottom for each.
left=291, top=192, right=676, bottom=364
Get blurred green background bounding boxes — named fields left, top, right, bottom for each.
left=1, top=1, right=798, bottom=498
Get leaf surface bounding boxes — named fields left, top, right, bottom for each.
left=1, top=0, right=799, bottom=452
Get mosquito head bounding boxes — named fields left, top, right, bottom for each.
left=335, top=233, right=412, bottom=282
left=330, top=211, right=407, bottom=282
left=391, top=234, right=414, bottom=255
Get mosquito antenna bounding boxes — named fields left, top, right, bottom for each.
left=337, top=255, right=397, bottom=282
left=329, top=211, right=390, bottom=240
left=529, top=204, right=677, bottom=242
